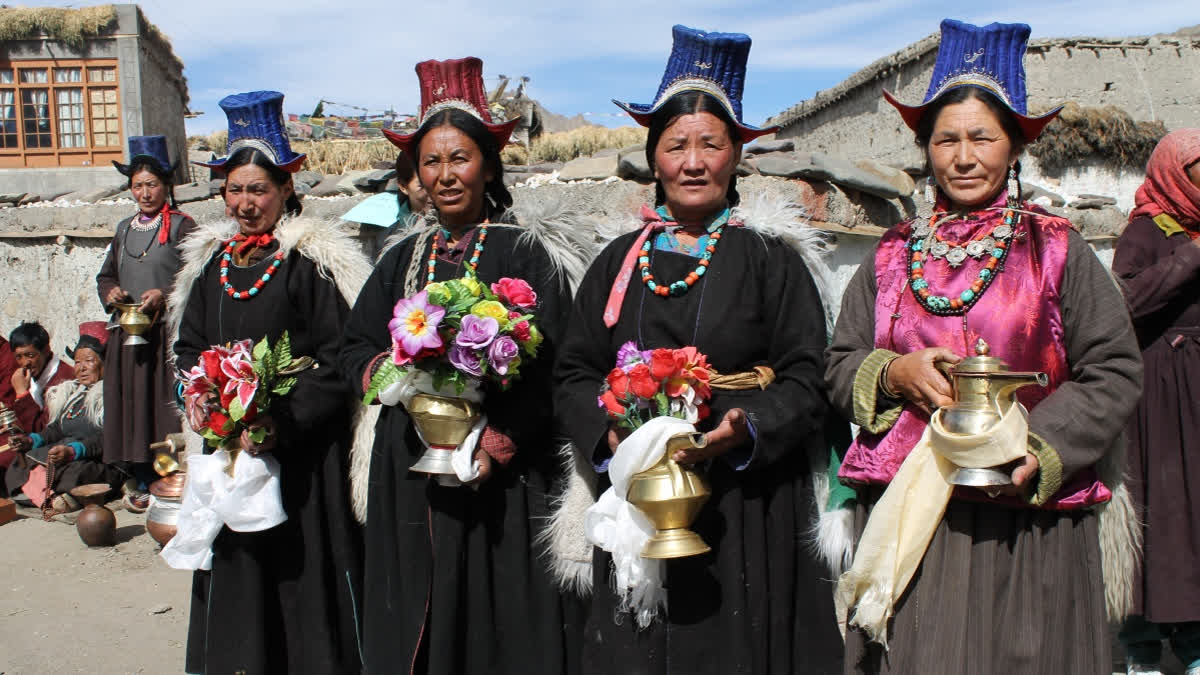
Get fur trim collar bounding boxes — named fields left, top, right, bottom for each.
left=44, top=380, right=103, bottom=427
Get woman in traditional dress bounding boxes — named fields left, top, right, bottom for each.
left=5, top=322, right=122, bottom=511
left=97, top=135, right=194, bottom=512
left=1113, top=129, right=1200, bottom=675
left=338, top=58, right=583, bottom=674
left=827, top=20, right=1143, bottom=674
left=172, top=91, right=368, bottom=675
left=551, top=25, right=843, bottom=674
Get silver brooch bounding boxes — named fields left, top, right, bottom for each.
left=694, top=61, right=713, bottom=70
left=964, top=48, right=985, bottom=63
left=233, top=118, right=251, bottom=127
left=913, top=223, right=932, bottom=238
left=930, top=240, right=950, bottom=258
left=992, top=224, right=1013, bottom=239
left=945, top=247, right=969, bottom=267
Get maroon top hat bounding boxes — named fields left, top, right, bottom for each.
left=383, top=57, right=519, bottom=154
left=68, top=321, right=109, bottom=359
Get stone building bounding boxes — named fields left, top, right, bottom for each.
left=0, top=5, right=188, bottom=197
left=767, top=25, right=1200, bottom=173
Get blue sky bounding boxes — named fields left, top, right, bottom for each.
left=79, top=0, right=1200, bottom=135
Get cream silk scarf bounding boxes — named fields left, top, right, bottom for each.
left=835, top=402, right=1030, bottom=646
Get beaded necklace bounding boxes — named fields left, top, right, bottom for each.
left=123, top=213, right=161, bottom=260
left=427, top=224, right=487, bottom=283
left=639, top=206, right=727, bottom=298
left=61, top=389, right=88, bottom=420
left=907, top=208, right=1017, bottom=315
left=219, top=233, right=284, bottom=300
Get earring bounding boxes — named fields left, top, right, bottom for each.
left=1006, top=166, right=1019, bottom=202
left=924, top=176, right=937, bottom=204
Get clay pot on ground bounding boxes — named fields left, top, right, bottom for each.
left=70, top=484, right=116, bottom=547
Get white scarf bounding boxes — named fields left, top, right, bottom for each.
left=29, top=354, right=63, bottom=409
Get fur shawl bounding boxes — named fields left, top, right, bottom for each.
left=44, top=380, right=103, bottom=428
left=542, top=193, right=844, bottom=594
left=165, top=214, right=374, bottom=518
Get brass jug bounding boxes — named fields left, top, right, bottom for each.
left=406, top=393, right=481, bottom=476
left=626, top=431, right=712, bottom=559
left=111, top=301, right=153, bottom=346
left=937, top=339, right=1048, bottom=487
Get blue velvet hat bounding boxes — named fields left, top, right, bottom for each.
left=195, top=91, right=306, bottom=173
left=883, top=19, right=1062, bottom=141
left=614, top=25, right=777, bottom=142
left=113, top=135, right=176, bottom=177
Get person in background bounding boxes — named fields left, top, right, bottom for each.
left=370, top=150, right=429, bottom=257
left=8, top=321, right=74, bottom=434
left=1112, top=128, right=1200, bottom=675
left=97, top=135, right=196, bottom=513
left=0, top=334, right=20, bottom=473
left=5, top=322, right=121, bottom=513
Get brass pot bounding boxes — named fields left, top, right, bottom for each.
left=626, top=431, right=712, bottom=559
left=936, top=339, right=1048, bottom=487
left=111, top=301, right=152, bottom=346
left=406, top=393, right=481, bottom=476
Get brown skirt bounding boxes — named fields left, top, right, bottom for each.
left=102, top=322, right=181, bottom=464
left=844, top=489, right=1108, bottom=675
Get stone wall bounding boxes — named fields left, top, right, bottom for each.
left=769, top=29, right=1200, bottom=172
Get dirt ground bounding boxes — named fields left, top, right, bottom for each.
left=0, top=501, right=191, bottom=675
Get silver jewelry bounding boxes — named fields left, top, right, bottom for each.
left=1006, top=166, right=1019, bottom=201
left=926, top=223, right=1014, bottom=268
left=129, top=213, right=163, bottom=232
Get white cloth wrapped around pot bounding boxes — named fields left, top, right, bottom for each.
left=584, top=415, right=695, bottom=628
left=160, top=449, right=287, bottom=571
left=379, top=369, right=487, bottom=484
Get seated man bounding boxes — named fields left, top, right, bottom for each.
left=8, top=321, right=74, bottom=433
left=5, top=323, right=120, bottom=513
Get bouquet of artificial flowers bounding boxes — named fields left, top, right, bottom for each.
left=181, top=332, right=308, bottom=449
left=598, top=341, right=714, bottom=429
left=364, top=276, right=543, bottom=404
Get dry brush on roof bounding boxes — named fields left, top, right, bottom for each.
left=501, top=125, right=647, bottom=165
left=1028, top=102, right=1166, bottom=174
left=0, top=5, right=117, bottom=48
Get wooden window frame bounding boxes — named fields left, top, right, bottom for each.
left=0, top=58, right=121, bottom=168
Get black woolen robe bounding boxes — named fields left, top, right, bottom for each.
left=175, top=242, right=363, bottom=675
left=555, top=226, right=843, bottom=675
left=338, top=225, right=581, bottom=675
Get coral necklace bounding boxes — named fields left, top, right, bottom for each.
left=219, top=232, right=284, bottom=300
left=907, top=208, right=1017, bottom=315
left=427, top=224, right=487, bottom=283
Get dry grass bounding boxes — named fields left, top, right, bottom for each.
left=292, top=139, right=397, bottom=175
left=502, top=126, right=647, bottom=165
left=0, top=5, right=117, bottom=47
left=1029, top=101, right=1167, bottom=173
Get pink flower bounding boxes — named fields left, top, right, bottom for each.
left=220, top=352, right=259, bottom=409
left=388, top=291, right=445, bottom=358
left=491, top=277, right=538, bottom=309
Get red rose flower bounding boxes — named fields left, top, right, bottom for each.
left=202, top=350, right=223, bottom=382
left=606, top=368, right=631, bottom=400
left=649, top=349, right=677, bottom=380
left=599, top=390, right=625, bottom=417
left=628, top=363, right=660, bottom=400
left=491, top=277, right=538, bottom=309
left=207, top=410, right=231, bottom=436
left=512, top=321, right=532, bottom=343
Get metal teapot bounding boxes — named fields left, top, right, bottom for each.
left=625, top=431, right=712, bottom=559
left=936, top=339, right=1048, bottom=487
left=110, top=301, right=153, bottom=346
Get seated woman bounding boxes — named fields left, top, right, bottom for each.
left=5, top=322, right=122, bottom=512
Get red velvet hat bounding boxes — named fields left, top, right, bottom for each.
left=68, top=321, right=109, bottom=359
left=383, top=57, right=519, bottom=154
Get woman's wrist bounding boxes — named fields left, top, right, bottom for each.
left=878, top=355, right=901, bottom=399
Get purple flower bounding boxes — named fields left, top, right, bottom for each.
left=615, top=341, right=651, bottom=373
left=448, top=344, right=484, bottom=377
left=487, top=336, right=520, bottom=375
left=455, top=314, right=500, bottom=349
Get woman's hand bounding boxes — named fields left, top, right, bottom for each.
left=139, top=288, right=165, bottom=315
left=466, top=447, right=493, bottom=487
left=47, top=445, right=73, bottom=466
left=105, top=286, right=131, bottom=306
left=674, top=408, right=750, bottom=464
left=989, top=453, right=1041, bottom=497
left=185, top=391, right=216, bottom=433
left=240, top=415, right=277, bottom=455
left=885, top=348, right=961, bottom=414
left=7, top=434, right=32, bottom=452
left=606, top=425, right=630, bottom=454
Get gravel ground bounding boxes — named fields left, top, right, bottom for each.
left=0, top=502, right=191, bottom=675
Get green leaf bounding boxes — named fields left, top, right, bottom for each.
left=252, top=336, right=270, bottom=361
left=228, top=396, right=246, bottom=422
left=248, top=427, right=267, bottom=444
left=654, top=392, right=670, bottom=417
left=272, top=376, right=297, bottom=396
left=363, top=360, right=402, bottom=405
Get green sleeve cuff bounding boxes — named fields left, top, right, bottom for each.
left=1026, top=432, right=1064, bottom=506
left=852, top=348, right=904, bottom=434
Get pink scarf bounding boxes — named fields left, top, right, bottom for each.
left=1130, top=128, right=1200, bottom=238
